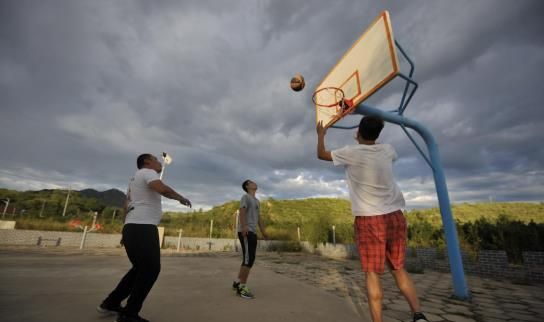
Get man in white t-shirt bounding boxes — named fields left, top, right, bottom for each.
left=317, top=117, right=428, bottom=322
left=97, top=154, right=191, bottom=322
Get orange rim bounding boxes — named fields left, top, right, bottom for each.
left=312, top=87, right=345, bottom=107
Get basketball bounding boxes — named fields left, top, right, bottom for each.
left=290, top=74, right=305, bottom=92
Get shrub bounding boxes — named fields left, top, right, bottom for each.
left=305, top=212, right=333, bottom=246
left=267, top=241, right=302, bottom=253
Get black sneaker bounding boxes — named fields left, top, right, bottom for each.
left=115, top=313, right=150, bottom=322
left=96, top=302, right=123, bottom=315
left=413, top=312, right=429, bottom=322
left=232, top=281, right=240, bottom=291
left=237, top=285, right=254, bottom=299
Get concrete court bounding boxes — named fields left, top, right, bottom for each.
left=0, top=248, right=369, bottom=322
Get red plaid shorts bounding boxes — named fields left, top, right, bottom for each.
left=354, top=210, right=407, bottom=273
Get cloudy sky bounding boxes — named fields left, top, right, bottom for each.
left=1, top=0, right=543, bottom=211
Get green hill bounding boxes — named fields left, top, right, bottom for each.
left=162, top=199, right=544, bottom=241
left=0, top=188, right=124, bottom=233
left=0, top=188, right=125, bottom=216
left=162, top=199, right=544, bottom=262
left=162, top=198, right=355, bottom=241
left=79, top=189, right=126, bottom=208
left=2, top=187, right=543, bottom=261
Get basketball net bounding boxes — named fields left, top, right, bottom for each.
left=313, top=87, right=354, bottom=121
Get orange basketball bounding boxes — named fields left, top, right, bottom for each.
left=290, top=74, right=305, bottom=92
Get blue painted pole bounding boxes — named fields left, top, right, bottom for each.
left=351, top=104, right=470, bottom=300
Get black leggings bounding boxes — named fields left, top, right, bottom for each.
left=238, top=231, right=257, bottom=267
left=104, top=224, right=161, bottom=316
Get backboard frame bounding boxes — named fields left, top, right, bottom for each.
left=315, top=10, right=400, bottom=128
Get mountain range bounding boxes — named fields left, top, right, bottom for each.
left=78, top=189, right=126, bottom=208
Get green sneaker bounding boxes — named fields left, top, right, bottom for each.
left=237, top=285, right=254, bottom=299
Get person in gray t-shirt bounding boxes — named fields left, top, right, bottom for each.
left=232, top=179, right=268, bottom=299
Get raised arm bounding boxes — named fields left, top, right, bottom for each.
left=148, top=180, right=192, bottom=208
left=316, top=121, right=333, bottom=161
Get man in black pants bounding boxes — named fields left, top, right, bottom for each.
left=97, top=154, right=191, bottom=322
left=232, top=180, right=268, bottom=299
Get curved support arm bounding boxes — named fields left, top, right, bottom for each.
left=330, top=123, right=358, bottom=130
left=397, top=73, right=418, bottom=115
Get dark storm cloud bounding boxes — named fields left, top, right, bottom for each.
left=355, top=1, right=544, bottom=86
left=1, top=0, right=542, bottom=210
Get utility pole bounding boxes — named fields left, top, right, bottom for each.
left=2, top=198, right=9, bottom=219
left=62, top=188, right=71, bottom=217
left=39, top=200, right=46, bottom=218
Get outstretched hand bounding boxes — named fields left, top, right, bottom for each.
left=316, top=120, right=327, bottom=137
left=180, top=197, right=192, bottom=208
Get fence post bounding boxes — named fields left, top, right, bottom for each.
left=332, top=225, right=336, bottom=245
left=177, top=229, right=183, bottom=252
left=297, top=226, right=301, bottom=241
left=79, top=226, right=88, bottom=250
left=209, top=219, right=214, bottom=239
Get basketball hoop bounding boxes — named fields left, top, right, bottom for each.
left=313, top=87, right=355, bottom=125
left=312, top=87, right=345, bottom=108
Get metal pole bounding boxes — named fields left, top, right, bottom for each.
left=111, top=210, right=117, bottom=224
left=177, top=229, right=183, bottom=252
left=353, top=104, right=470, bottom=299
left=79, top=225, right=88, bottom=250
left=2, top=198, right=9, bottom=219
left=62, top=188, right=71, bottom=217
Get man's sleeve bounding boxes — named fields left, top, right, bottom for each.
left=331, top=146, right=352, bottom=166
left=142, top=169, right=160, bottom=184
left=388, top=144, right=399, bottom=162
left=240, top=195, right=248, bottom=209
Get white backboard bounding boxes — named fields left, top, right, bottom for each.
left=315, top=11, right=399, bottom=127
